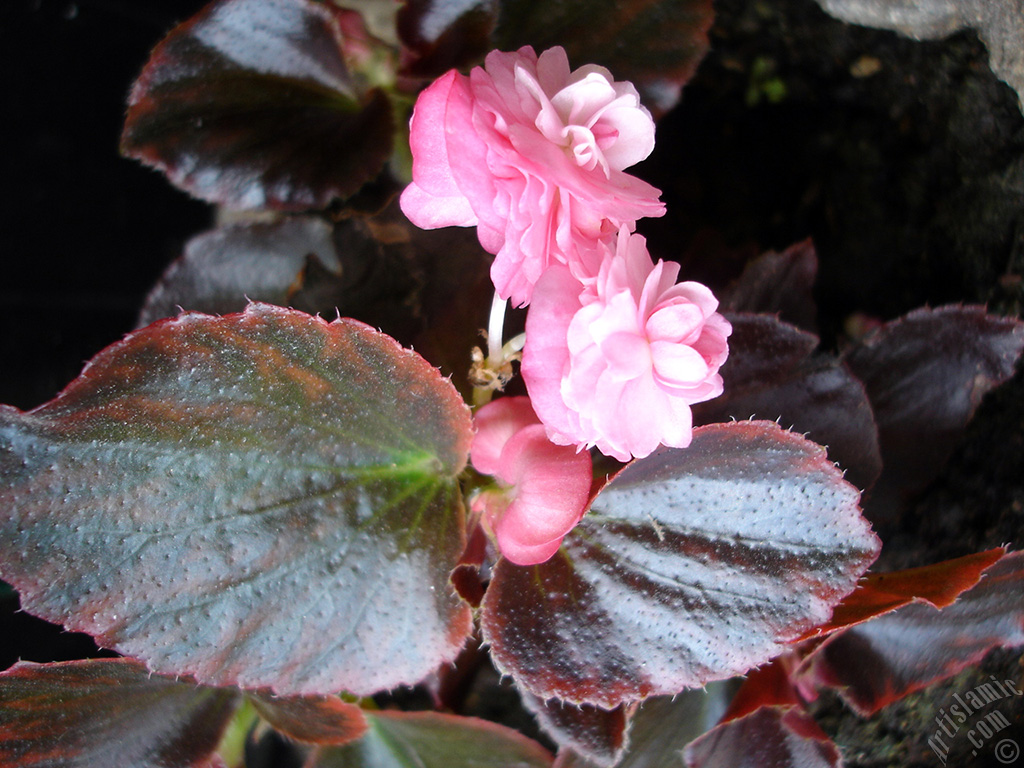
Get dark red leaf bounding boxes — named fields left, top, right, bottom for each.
left=451, top=521, right=491, bottom=608
left=249, top=692, right=367, bottom=746
left=682, top=706, right=841, bottom=768
left=397, top=0, right=499, bottom=77
left=521, top=691, right=632, bottom=768
left=122, top=0, right=393, bottom=210
left=796, top=547, right=1006, bottom=641
left=493, top=0, right=714, bottom=114
left=137, top=217, right=343, bottom=327
left=481, top=421, right=880, bottom=708
left=306, top=710, right=553, bottom=767
left=0, top=304, right=473, bottom=695
left=718, top=655, right=803, bottom=722
left=0, top=658, right=240, bottom=768
left=693, top=313, right=882, bottom=493
left=720, top=240, right=819, bottom=332
left=137, top=214, right=424, bottom=344
left=687, top=655, right=838, bottom=768
left=552, top=686, right=735, bottom=768
left=844, top=305, right=1024, bottom=521
left=797, top=550, right=1024, bottom=715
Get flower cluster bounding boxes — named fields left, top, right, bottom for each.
left=400, top=45, right=664, bottom=308
left=401, top=46, right=731, bottom=563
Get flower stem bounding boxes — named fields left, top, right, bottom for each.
left=487, top=293, right=507, bottom=366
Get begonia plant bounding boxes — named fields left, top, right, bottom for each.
left=2, top=1, right=1024, bottom=766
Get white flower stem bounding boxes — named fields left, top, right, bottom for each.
left=487, top=292, right=507, bottom=366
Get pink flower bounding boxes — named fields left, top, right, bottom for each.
left=470, top=397, right=592, bottom=565
left=399, top=46, right=665, bottom=307
left=522, top=230, right=732, bottom=461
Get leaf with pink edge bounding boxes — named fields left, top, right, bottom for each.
left=0, top=659, right=240, bottom=768
left=0, top=304, right=473, bottom=695
left=121, top=0, right=393, bottom=210
left=481, top=421, right=880, bottom=708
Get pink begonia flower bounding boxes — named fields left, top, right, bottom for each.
left=399, top=45, right=665, bottom=307
left=470, top=397, right=592, bottom=565
left=521, top=229, right=732, bottom=462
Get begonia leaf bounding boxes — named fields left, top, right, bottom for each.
left=305, top=710, right=553, bottom=767
left=552, top=686, right=734, bottom=768
left=521, top=692, right=632, bottom=768
left=694, top=314, right=882, bottom=491
left=720, top=240, right=819, bottom=333
left=797, top=547, right=1006, bottom=641
left=249, top=692, right=368, bottom=745
left=481, top=421, right=880, bottom=708
left=0, top=658, right=240, bottom=768
left=136, top=215, right=422, bottom=344
left=397, top=0, right=499, bottom=77
left=682, top=706, right=842, bottom=768
left=844, top=305, right=1024, bottom=520
left=137, top=217, right=343, bottom=327
left=797, top=550, right=1024, bottom=715
left=493, top=0, right=715, bottom=114
left=121, top=0, right=393, bottom=210
left=0, top=303, right=474, bottom=695
left=680, top=662, right=838, bottom=768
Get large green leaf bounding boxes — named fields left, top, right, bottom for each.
left=306, top=710, right=553, bottom=768
left=481, top=421, right=880, bottom=708
left=0, top=304, right=473, bottom=695
left=121, top=0, right=394, bottom=210
left=0, top=659, right=241, bottom=768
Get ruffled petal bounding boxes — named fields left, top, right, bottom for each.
left=470, top=397, right=541, bottom=480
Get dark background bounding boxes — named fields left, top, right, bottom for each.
left=2, top=0, right=210, bottom=413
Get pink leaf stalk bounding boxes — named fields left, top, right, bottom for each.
left=400, top=46, right=665, bottom=307
left=470, top=397, right=592, bottom=565
left=522, top=229, right=732, bottom=461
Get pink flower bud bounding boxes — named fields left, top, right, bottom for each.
left=400, top=46, right=665, bottom=307
left=470, top=397, right=593, bottom=565
left=522, top=229, right=732, bottom=461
